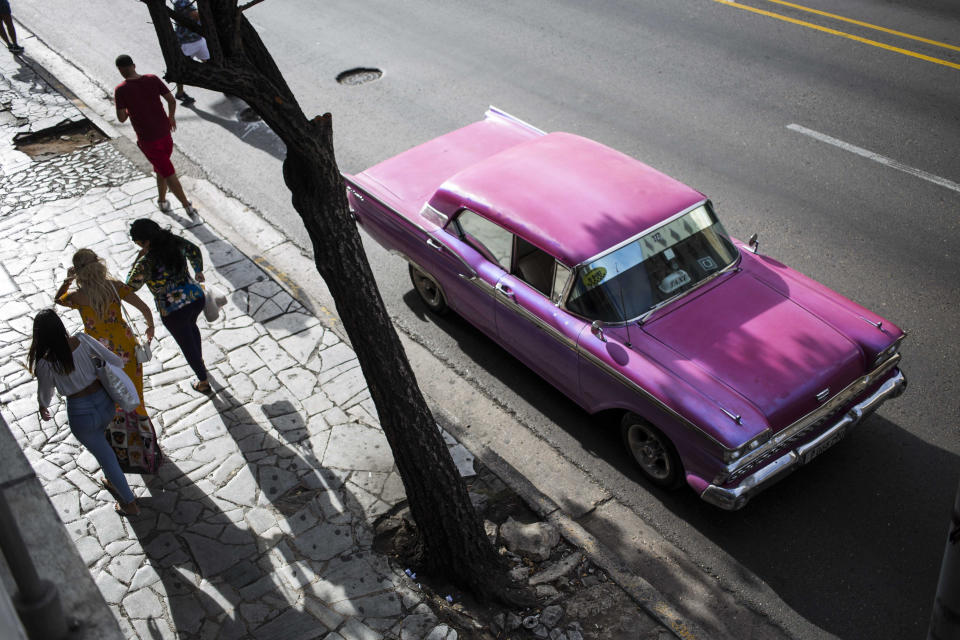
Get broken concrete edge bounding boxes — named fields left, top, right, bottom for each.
left=11, top=24, right=120, bottom=141
left=468, top=443, right=703, bottom=640
left=0, top=414, right=125, bottom=640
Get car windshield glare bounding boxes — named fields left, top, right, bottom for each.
left=565, top=204, right=738, bottom=322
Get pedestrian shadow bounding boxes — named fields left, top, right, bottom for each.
left=209, top=388, right=366, bottom=523
left=198, top=387, right=404, bottom=631
left=128, top=460, right=322, bottom=638
left=181, top=95, right=285, bottom=161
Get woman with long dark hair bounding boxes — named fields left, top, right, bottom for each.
left=127, top=218, right=210, bottom=392
left=30, top=309, right=140, bottom=516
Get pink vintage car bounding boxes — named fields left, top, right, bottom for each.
left=344, top=108, right=907, bottom=510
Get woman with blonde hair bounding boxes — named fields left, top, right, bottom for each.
left=56, top=249, right=161, bottom=474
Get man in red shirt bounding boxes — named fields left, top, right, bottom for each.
left=114, top=54, right=198, bottom=218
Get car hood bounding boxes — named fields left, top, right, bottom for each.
left=643, top=272, right=865, bottom=431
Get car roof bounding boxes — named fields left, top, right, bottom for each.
left=432, top=132, right=706, bottom=266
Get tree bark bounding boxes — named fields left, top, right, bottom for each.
left=140, top=0, right=523, bottom=603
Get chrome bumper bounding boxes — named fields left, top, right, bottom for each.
left=700, top=368, right=907, bottom=511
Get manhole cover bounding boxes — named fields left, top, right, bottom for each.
left=336, top=67, right=383, bottom=86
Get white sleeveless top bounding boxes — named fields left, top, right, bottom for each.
left=35, top=333, right=123, bottom=408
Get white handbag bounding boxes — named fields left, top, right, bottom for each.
left=112, top=283, right=152, bottom=363
left=93, top=356, right=141, bottom=412
left=202, top=285, right=228, bottom=322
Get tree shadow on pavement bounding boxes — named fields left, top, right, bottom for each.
left=126, top=383, right=381, bottom=638
left=129, top=460, right=322, bottom=639
left=204, top=387, right=408, bottom=634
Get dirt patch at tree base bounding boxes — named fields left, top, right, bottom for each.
left=373, top=462, right=668, bottom=640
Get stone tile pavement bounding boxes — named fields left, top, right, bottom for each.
left=0, top=60, right=474, bottom=637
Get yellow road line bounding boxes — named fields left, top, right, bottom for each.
left=713, top=0, right=960, bottom=70
left=762, top=0, right=960, bottom=52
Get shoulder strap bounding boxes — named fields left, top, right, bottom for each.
left=110, top=281, right=143, bottom=341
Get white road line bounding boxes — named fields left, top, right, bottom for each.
left=787, top=123, right=960, bottom=194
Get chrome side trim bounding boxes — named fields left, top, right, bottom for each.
left=485, top=106, right=548, bottom=136
left=701, top=368, right=907, bottom=510
left=718, top=354, right=902, bottom=482
left=576, top=343, right=728, bottom=449
left=345, top=181, right=430, bottom=234
left=495, top=292, right=580, bottom=355
left=420, top=204, right=448, bottom=227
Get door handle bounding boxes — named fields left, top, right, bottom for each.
left=426, top=237, right=444, bottom=252
left=495, top=282, right=515, bottom=301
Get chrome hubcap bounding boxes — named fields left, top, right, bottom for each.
left=626, top=424, right=671, bottom=480
left=413, top=272, right=441, bottom=307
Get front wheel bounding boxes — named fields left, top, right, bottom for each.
left=620, top=413, right=683, bottom=489
left=408, top=264, right=448, bottom=315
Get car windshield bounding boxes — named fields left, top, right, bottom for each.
left=565, top=204, right=738, bottom=322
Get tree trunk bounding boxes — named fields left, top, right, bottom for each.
left=141, top=0, right=522, bottom=603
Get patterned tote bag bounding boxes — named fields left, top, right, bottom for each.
left=106, top=408, right=163, bottom=474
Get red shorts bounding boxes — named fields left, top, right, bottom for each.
left=137, top=135, right=175, bottom=178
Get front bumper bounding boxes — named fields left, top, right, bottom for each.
left=700, top=368, right=907, bottom=511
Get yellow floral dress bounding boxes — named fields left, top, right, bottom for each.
left=58, top=284, right=146, bottom=416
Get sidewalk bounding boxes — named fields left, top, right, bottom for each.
left=0, top=41, right=687, bottom=640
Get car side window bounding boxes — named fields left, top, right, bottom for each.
left=513, top=237, right=555, bottom=296
left=454, top=209, right=513, bottom=270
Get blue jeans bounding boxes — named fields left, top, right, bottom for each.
left=67, top=389, right=135, bottom=504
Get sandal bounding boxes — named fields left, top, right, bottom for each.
left=115, top=500, right=140, bottom=517
left=192, top=380, right=212, bottom=393
left=101, top=477, right=119, bottom=498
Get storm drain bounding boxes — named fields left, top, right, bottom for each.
left=13, top=118, right=107, bottom=159
left=336, top=67, right=383, bottom=86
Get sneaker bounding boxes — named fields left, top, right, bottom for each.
left=175, top=92, right=195, bottom=105
left=184, top=204, right=199, bottom=219
left=157, top=199, right=172, bottom=213
left=8, top=44, right=24, bottom=54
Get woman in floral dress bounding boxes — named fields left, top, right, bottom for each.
left=127, top=218, right=210, bottom=393
left=55, top=249, right=155, bottom=412
left=56, top=248, right=161, bottom=474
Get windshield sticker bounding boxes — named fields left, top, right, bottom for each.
left=697, top=256, right=718, bottom=271
left=582, top=267, right=607, bottom=288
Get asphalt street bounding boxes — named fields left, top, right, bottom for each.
left=12, top=1, right=960, bottom=639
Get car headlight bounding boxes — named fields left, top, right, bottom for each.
left=723, top=429, right=772, bottom=464
left=871, top=335, right=904, bottom=370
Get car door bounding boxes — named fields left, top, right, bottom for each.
left=422, top=209, right=509, bottom=338
left=493, top=239, right=585, bottom=401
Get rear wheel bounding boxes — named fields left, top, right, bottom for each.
left=408, top=264, right=448, bottom=314
left=620, top=413, right=683, bottom=488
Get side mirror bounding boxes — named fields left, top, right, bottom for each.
left=591, top=320, right=606, bottom=343
left=747, top=233, right=760, bottom=254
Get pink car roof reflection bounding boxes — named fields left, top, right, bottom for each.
left=436, top=132, right=707, bottom=266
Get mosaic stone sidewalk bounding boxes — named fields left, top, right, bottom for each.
left=0, top=137, right=473, bottom=638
